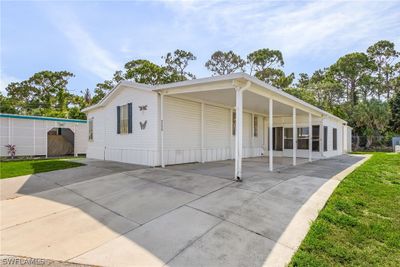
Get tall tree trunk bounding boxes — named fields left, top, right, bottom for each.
left=366, top=136, right=373, bottom=149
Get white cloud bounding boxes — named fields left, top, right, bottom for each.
left=44, top=5, right=120, bottom=80
left=161, top=0, right=400, bottom=59
left=0, top=74, right=19, bottom=95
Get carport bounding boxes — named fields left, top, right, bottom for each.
left=156, top=74, right=341, bottom=180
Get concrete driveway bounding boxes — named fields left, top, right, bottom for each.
left=0, top=155, right=365, bottom=267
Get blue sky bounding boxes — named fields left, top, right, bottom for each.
left=1, top=0, right=399, bottom=95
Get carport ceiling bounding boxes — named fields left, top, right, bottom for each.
left=172, top=89, right=307, bottom=116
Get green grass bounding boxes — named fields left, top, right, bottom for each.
left=290, top=152, right=400, bottom=267
left=0, top=158, right=84, bottom=179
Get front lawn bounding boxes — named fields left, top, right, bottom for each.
left=0, top=158, right=84, bottom=179
left=290, top=152, right=400, bottom=266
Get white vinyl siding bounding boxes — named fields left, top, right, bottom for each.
left=204, top=104, right=231, bottom=161
left=164, top=97, right=201, bottom=164
left=243, top=112, right=251, bottom=157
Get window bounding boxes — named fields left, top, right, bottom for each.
left=284, top=128, right=293, bottom=149
left=284, top=127, right=312, bottom=150
left=117, top=103, right=132, bottom=134
left=272, top=127, right=283, bottom=151
left=253, top=116, right=258, bottom=137
left=232, top=111, right=236, bottom=135
left=88, top=119, right=93, bottom=141
left=297, top=127, right=309, bottom=149
left=312, top=125, right=319, bottom=151
left=120, top=104, right=129, bottom=134
left=333, top=128, right=337, bottom=150
left=324, top=126, right=328, bottom=151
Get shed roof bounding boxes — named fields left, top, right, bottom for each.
left=0, top=113, right=87, bottom=123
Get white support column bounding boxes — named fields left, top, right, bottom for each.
left=238, top=94, right=243, bottom=178
left=235, top=88, right=243, bottom=181
left=292, top=107, right=297, bottom=166
left=201, top=102, right=205, bottom=163
left=308, top=113, right=312, bottom=162
left=230, top=109, right=234, bottom=159
left=160, top=94, right=165, bottom=167
left=269, top=98, right=273, bottom=171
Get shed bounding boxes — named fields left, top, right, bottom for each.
left=0, top=114, right=87, bottom=158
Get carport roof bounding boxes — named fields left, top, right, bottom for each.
left=82, top=73, right=346, bottom=124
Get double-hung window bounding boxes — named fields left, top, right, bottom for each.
left=333, top=128, right=338, bottom=150
left=312, top=125, right=319, bottom=151
left=297, top=127, right=310, bottom=149
left=120, top=104, right=129, bottom=134
left=324, top=126, right=328, bottom=151
left=284, top=127, right=310, bottom=149
left=284, top=128, right=293, bottom=149
left=117, top=103, right=132, bottom=134
left=88, top=118, right=94, bottom=141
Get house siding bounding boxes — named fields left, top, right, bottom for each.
left=84, top=82, right=351, bottom=166
left=87, top=86, right=159, bottom=166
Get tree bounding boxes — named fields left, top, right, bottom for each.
left=205, top=51, right=246, bottom=75
left=352, top=99, right=390, bottom=147
left=296, top=73, right=310, bottom=88
left=283, top=87, right=318, bottom=106
left=163, top=49, right=196, bottom=80
left=367, top=40, right=399, bottom=99
left=328, top=53, right=374, bottom=106
left=247, top=48, right=284, bottom=75
left=0, top=94, right=17, bottom=114
left=124, top=59, right=169, bottom=84
left=255, top=68, right=295, bottom=88
left=82, top=88, right=92, bottom=105
left=5, top=70, right=74, bottom=117
left=92, top=60, right=169, bottom=104
left=389, top=91, right=400, bottom=133
left=92, top=79, right=115, bottom=104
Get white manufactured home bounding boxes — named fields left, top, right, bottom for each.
left=83, top=73, right=352, bottom=179
left=0, top=114, right=87, bottom=158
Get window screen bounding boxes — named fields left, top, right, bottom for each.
left=324, top=126, right=328, bottom=151
left=117, top=103, right=132, bottom=134
left=297, top=127, right=309, bottom=149
left=284, top=128, right=293, bottom=149
left=312, top=125, right=319, bottom=151
left=88, top=119, right=93, bottom=141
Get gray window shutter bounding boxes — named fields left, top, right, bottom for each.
left=128, top=103, right=133, bottom=133
left=117, top=106, right=121, bottom=134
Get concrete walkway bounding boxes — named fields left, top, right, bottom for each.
left=0, top=155, right=367, bottom=267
